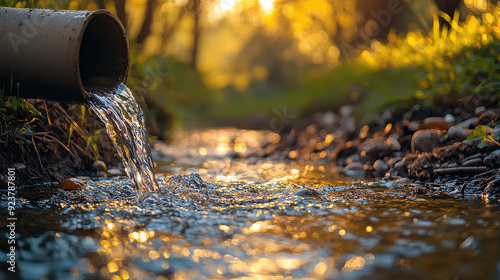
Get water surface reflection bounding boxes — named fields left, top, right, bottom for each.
left=1, top=128, right=500, bottom=280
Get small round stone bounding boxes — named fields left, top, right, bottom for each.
left=61, top=178, right=86, bottom=190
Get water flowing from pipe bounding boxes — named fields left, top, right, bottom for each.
left=86, top=83, right=158, bottom=195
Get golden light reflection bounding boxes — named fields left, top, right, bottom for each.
left=291, top=169, right=299, bottom=175
left=339, top=229, right=346, bottom=236
left=314, top=261, right=328, bottom=275
left=131, top=232, right=139, bottom=240
left=149, top=250, right=161, bottom=260
left=130, top=230, right=150, bottom=243
left=216, top=142, right=230, bottom=155
left=120, top=270, right=130, bottom=279
left=366, top=226, right=373, bottom=233
left=276, top=258, right=303, bottom=270
left=199, top=147, right=208, bottom=156
left=259, top=0, right=274, bottom=14
left=328, top=225, right=338, bottom=232
left=216, top=175, right=239, bottom=182
left=244, top=221, right=271, bottom=234
left=139, top=231, right=149, bottom=242
left=234, top=141, right=248, bottom=153
left=210, top=0, right=275, bottom=23
left=219, top=225, right=231, bottom=232
left=342, top=255, right=366, bottom=274
left=108, top=262, right=119, bottom=273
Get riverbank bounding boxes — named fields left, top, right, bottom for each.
left=264, top=93, right=500, bottom=202
left=0, top=100, right=119, bottom=187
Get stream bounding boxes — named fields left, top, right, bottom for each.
left=1, top=127, right=500, bottom=280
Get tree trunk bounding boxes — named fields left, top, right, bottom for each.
left=114, top=0, right=127, bottom=29
left=136, top=0, right=158, bottom=45
left=161, top=7, right=187, bottom=55
left=191, top=0, right=200, bottom=70
left=95, top=0, right=106, bottom=9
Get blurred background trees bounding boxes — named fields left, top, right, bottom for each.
left=2, top=0, right=500, bottom=137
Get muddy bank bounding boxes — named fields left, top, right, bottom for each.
left=265, top=96, right=500, bottom=202
left=0, top=100, right=119, bottom=187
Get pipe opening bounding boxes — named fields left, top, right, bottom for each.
left=79, top=12, right=129, bottom=93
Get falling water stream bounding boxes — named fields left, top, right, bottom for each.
left=86, top=83, right=158, bottom=195
left=1, top=88, right=500, bottom=279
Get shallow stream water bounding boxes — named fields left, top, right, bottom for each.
left=1, top=128, right=500, bottom=280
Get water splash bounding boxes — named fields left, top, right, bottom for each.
left=87, top=83, right=158, bottom=195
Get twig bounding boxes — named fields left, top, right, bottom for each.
left=434, top=166, right=489, bottom=175
left=56, top=103, right=89, bottom=139
left=31, top=135, right=49, bottom=179
left=41, top=100, right=51, bottom=125
left=71, top=141, right=93, bottom=159
left=34, top=133, right=77, bottom=159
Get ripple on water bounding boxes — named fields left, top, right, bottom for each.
left=2, top=128, right=500, bottom=280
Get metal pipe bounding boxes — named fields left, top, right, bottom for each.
left=0, top=8, right=129, bottom=103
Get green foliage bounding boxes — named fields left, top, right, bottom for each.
left=0, top=94, right=42, bottom=146
left=464, top=125, right=500, bottom=148
left=293, top=6, right=500, bottom=122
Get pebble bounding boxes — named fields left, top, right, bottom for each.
left=445, top=114, right=455, bottom=125
left=345, top=162, right=364, bottom=172
left=373, top=160, right=389, bottom=177
left=386, top=157, right=400, bottom=167
left=402, top=154, right=417, bottom=166
left=346, top=154, right=361, bottom=164
left=386, top=137, right=401, bottom=151
left=108, top=168, right=124, bottom=176
left=475, top=106, right=486, bottom=115
left=462, top=158, right=483, bottom=166
left=420, top=117, right=449, bottom=130
left=447, top=125, right=469, bottom=142
left=387, top=161, right=408, bottom=177
left=484, top=150, right=500, bottom=166
left=319, top=111, right=336, bottom=127
left=344, top=162, right=365, bottom=177
left=478, top=110, right=499, bottom=126
left=456, top=118, right=478, bottom=129
left=411, top=129, right=443, bottom=153
left=408, top=121, right=420, bottom=132
left=293, top=189, right=320, bottom=198
left=61, top=178, right=86, bottom=190
left=92, top=160, right=108, bottom=173
left=360, top=139, right=393, bottom=158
